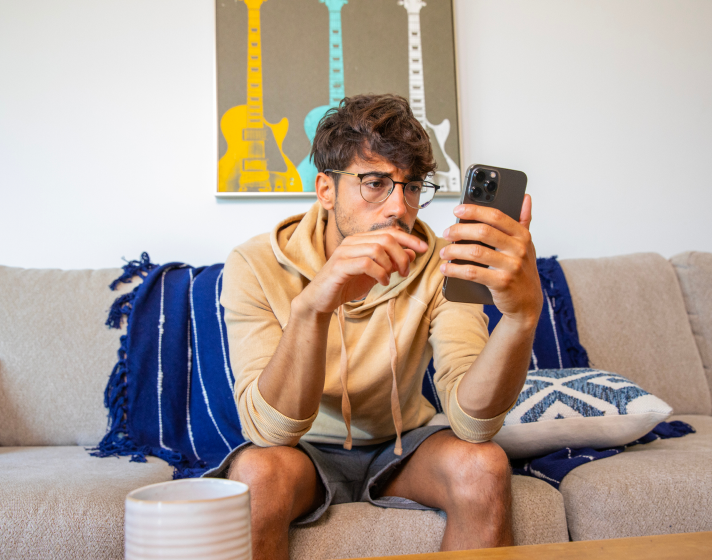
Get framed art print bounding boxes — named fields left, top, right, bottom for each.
left=215, top=0, right=461, bottom=197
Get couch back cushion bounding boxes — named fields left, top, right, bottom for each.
left=0, top=266, right=138, bottom=446
left=560, top=253, right=711, bottom=416
left=671, top=251, right=712, bottom=406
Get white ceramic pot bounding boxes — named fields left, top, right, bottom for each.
left=125, top=479, right=251, bottom=560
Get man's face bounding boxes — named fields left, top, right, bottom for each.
left=331, top=155, right=420, bottom=242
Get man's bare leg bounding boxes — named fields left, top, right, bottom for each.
left=227, top=445, right=325, bottom=560
left=378, top=430, right=513, bottom=551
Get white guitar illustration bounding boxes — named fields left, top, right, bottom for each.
left=398, top=0, right=461, bottom=192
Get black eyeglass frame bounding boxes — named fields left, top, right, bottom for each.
left=324, top=169, right=440, bottom=209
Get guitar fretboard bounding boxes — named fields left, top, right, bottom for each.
left=246, top=7, right=264, bottom=129
left=328, top=7, right=346, bottom=105
left=406, top=11, right=426, bottom=125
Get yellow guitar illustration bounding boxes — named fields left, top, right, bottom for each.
left=218, top=0, right=302, bottom=192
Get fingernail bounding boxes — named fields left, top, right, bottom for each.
left=443, top=227, right=450, bottom=238
left=439, top=248, right=444, bottom=258
left=454, top=206, right=464, bottom=216
left=440, top=263, right=446, bottom=273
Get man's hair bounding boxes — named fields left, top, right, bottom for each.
left=310, top=94, right=437, bottom=181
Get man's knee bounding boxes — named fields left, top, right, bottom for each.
left=440, top=439, right=511, bottom=505
left=228, top=445, right=312, bottom=491
left=228, top=444, right=323, bottom=518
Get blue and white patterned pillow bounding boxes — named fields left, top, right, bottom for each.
left=492, top=368, right=672, bottom=458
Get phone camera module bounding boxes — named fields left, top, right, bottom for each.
left=475, top=170, right=486, bottom=183
left=484, top=181, right=497, bottom=193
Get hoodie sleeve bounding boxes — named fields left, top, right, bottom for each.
left=428, top=287, right=511, bottom=442
left=220, top=249, right=317, bottom=447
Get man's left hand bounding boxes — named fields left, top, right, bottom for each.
left=439, top=194, right=542, bottom=329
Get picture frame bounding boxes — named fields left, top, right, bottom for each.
left=215, top=0, right=462, bottom=198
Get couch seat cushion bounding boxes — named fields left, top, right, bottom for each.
left=0, top=446, right=173, bottom=560
left=289, top=475, right=568, bottom=559
left=559, top=414, right=712, bottom=541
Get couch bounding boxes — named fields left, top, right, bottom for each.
left=1, top=251, right=710, bottom=559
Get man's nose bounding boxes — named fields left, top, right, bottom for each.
left=383, top=183, right=409, bottom=218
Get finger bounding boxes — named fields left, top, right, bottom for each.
left=451, top=204, right=522, bottom=238
left=338, top=243, right=395, bottom=276
left=440, top=261, right=500, bottom=287
left=339, top=257, right=390, bottom=286
left=440, top=242, right=511, bottom=270
left=349, top=232, right=414, bottom=277
left=444, top=222, right=524, bottom=258
left=359, top=228, right=429, bottom=255
left=404, top=248, right=416, bottom=263
left=519, top=194, right=532, bottom=230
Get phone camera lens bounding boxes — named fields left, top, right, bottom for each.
left=475, top=171, right=486, bottom=183
left=473, top=186, right=483, bottom=198
left=484, top=181, right=497, bottom=193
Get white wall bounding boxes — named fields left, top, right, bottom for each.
left=1, top=0, right=710, bottom=270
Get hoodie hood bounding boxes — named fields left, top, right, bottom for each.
left=270, top=202, right=438, bottom=318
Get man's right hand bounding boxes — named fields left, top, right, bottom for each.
left=294, top=228, right=429, bottom=317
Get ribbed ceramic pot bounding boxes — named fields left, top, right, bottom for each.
left=125, top=479, right=251, bottom=560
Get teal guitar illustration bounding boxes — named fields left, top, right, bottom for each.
left=297, top=0, right=348, bottom=192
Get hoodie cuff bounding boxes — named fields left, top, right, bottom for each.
left=447, top=377, right=514, bottom=443
left=246, top=381, right=317, bottom=447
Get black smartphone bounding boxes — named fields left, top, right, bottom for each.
left=442, top=164, right=528, bottom=305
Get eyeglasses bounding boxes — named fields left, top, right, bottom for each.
left=324, top=170, right=440, bottom=209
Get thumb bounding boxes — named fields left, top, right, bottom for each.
left=520, top=194, right=533, bottom=230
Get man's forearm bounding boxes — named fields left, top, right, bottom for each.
left=256, top=296, right=332, bottom=420
left=456, top=316, right=536, bottom=419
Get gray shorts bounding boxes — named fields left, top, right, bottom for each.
left=204, top=424, right=451, bottom=525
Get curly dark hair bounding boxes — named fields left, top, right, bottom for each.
left=310, top=94, right=436, bottom=181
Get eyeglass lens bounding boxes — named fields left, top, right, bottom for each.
left=360, top=175, right=435, bottom=208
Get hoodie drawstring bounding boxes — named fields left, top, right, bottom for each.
left=386, top=298, right=403, bottom=455
left=338, top=299, right=403, bottom=456
left=337, top=305, right=353, bottom=450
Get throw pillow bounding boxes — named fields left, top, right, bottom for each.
left=428, top=368, right=672, bottom=458
left=497, top=367, right=672, bottom=458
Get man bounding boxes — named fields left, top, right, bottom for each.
left=212, top=94, right=542, bottom=559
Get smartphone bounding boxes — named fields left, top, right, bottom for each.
left=442, top=164, right=528, bottom=305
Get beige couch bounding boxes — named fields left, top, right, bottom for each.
left=1, top=252, right=711, bottom=559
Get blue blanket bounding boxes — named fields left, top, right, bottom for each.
left=91, top=253, right=691, bottom=483
left=93, top=255, right=245, bottom=477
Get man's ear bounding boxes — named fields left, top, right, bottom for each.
left=315, top=172, right=335, bottom=210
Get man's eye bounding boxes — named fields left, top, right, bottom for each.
left=407, top=183, right=423, bottom=194
left=363, top=180, right=386, bottom=189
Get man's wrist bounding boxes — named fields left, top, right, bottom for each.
left=290, top=292, right=333, bottom=326
left=497, top=311, right=540, bottom=335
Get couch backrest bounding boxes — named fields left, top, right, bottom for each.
left=0, top=266, right=138, bottom=446
left=2, top=253, right=710, bottom=446
left=671, top=251, right=712, bottom=407
left=560, top=253, right=711, bottom=416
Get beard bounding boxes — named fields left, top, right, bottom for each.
left=333, top=196, right=413, bottom=243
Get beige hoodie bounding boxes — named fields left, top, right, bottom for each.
left=220, top=202, right=510, bottom=452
